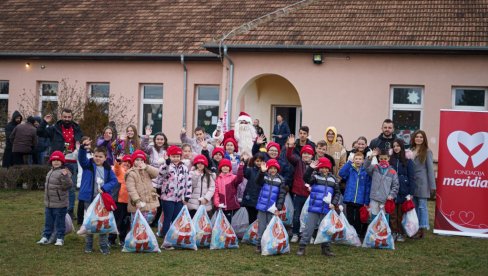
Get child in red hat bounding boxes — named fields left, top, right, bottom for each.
left=200, top=143, right=224, bottom=173
left=188, top=154, right=216, bottom=217
left=158, top=145, right=192, bottom=248
left=254, top=159, right=287, bottom=253
left=37, top=151, right=73, bottom=246
left=213, top=158, right=244, bottom=223
left=223, top=136, right=240, bottom=174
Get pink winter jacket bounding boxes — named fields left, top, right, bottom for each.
left=213, top=165, right=244, bottom=211
left=159, top=162, right=192, bottom=202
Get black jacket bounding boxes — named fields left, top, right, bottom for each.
left=369, top=134, right=398, bottom=152
left=37, top=119, right=83, bottom=154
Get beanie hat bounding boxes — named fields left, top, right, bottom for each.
left=266, top=159, right=281, bottom=172
left=49, top=151, right=66, bottom=164
left=167, top=145, right=182, bottom=156
left=266, top=142, right=281, bottom=154
left=212, top=147, right=225, bottom=158
left=317, top=157, right=332, bottom=170
left=131, top=150, right=147, bottom=164
left=218, top=159, right=232, bottom=172
left=237, top=111, right=252, bottom=124
left=401, top=198, right=415, bottom=213
left=385, top=199, right=396, bottom=214
left=300, top=145, right=314, bottom=156
left=122, top=155, right=132, bottom=164
left=193, top=154, right=208, bottom=167
left=223, top=137, right=238, bottom=152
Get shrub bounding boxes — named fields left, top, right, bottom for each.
left=2, top=165, right=50, bottom=190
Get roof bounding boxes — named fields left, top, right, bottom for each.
left=1, top=0, right=487, bottom=59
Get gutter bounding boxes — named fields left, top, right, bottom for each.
left=223, top=45, right=234, bottom=129
left=204, top=44, right=488, bottom=55
left=0, top=52, right=219, bottom=61
left=181, top=55, right=188, bottom=128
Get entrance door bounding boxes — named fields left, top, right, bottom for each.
left=272, top=106, right=302, bottom=136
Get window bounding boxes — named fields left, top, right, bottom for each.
left=0, top=81, right=9, bottom=128
left=452, top=87, right=487, bottom=111
left=89, top=83, right=110, bottom=114
left=195, top=86, right=220, bottom=134
left=390, top=86, right=423, bottom=147
left=140, top=84, right=163, bottom=134
left=39, top=82, right=58, bottom=117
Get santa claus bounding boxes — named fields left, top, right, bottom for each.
left=213, top=111, right=257, bottom=156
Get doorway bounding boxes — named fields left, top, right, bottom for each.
left=272, top=105, right=302, bottom=136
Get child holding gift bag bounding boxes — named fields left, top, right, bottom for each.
left=213, top=159, right=244, bottom=223
left=188, top=154, right=216, bottom=217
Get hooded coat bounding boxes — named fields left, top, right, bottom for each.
left=324, top=126, right=347, bottom=178
left=10, top=117, right=38, bottom=153
left=2, top=111, right=22, bottom=167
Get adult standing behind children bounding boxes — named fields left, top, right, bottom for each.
left=180, top=126, right=214, bottom=155
left=293, top=126, right=316, bottom=157
left=369, top=119, right=398, bottom=152
left=409, top=130, right=435, bottom=239
left=324, top=126, right=347, bottom=178
left=272, top=114, right=290, bottom=148
left=2, top=110, right=22, bottom=168
left=38, top=109, right=83, bottom=219
left=10, top=116, right=38, bottom=165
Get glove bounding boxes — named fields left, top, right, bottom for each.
left=136, top=201, right=146, bottom=209
left=405, top=195, right=411, bottom=200
left=323, top=193, right=332, bottom=204
left=267, top=203, right=278, bottom=214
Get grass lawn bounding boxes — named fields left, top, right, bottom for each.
left=0, top=190, right=487, bottom=275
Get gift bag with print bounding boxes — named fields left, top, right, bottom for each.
left=210, top=209, right=239, bottom=250
left=162, top=206, right=197, bottom=250
left=122, top=209, right=160, bottom=253
left=261, top=216, right=290, bottom=256
left=314, top=209, right=346, bottom=244
left=242, top=219, right=259, bottom=245
left=362, top=209, right=395, bottom=250
left=80, top=193, right=118, bottom=234
left=192, top=205, right=212, bottom=247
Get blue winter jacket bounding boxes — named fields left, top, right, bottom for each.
left=255, top=172, right=287, bottom=212
left=389, top=156, right=416, bottom=204
left=241, top=164, right=261, bottom=208
left=303, top=167, right=340, bottom=214
left=339, top=161, right=372, bottom=205
left=78, top=147, right=118, bottom=202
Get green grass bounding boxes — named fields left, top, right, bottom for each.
left=1, top=190, right=487, bottom=275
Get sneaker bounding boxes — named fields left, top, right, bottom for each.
left=37, top=237, right=49, bottom=245
left=397, top=234, right=406, bottom=242
left=255, top=245, right=262, bottom=254
left=54, top=239, right=64, bottom=246
left=290, top=234, right=299, bottom=243
left=392, top=233, right=398, bottom=241
left=100, top=248, right=110, bottom=255
left=84, top=245, right=93, bottom=253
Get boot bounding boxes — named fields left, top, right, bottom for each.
left=413, top=228, right=424, bottom=239
left=255, top=245, right=261, bottom=254
left=321, top=243, right=335, bottom=257
left=296, top=245, right=306, bottom=256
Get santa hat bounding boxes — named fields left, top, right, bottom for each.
left=167, top=145, right=182, bottom=156
left=385, top=199, right=396, bottom=214
left=317, top=157, right=332, bottom=170
left=237, top=111, right=252, bottom=124
left=101, top=192, right=117, bottom=211
left=223, top=137, right=238, bottom=152
left=266, top=142, right=281, bottom=154
left=360, top=205, right=369, bottom=223
left=193, top=154, right=208, bottom=167
left=402, top=198, right=415, bottom=213
left=212, top=147, right=225, bottom=158
left=300, top=145, right=315, bottom=156
left=131, top=150, right=147, bottom=164
left=218, top=159, right=232, bottom=171
left=49, top=151, right=66, bottom=164
left=266, top=159, right=281, bottom=172
left=122, top=155, right=132, bottom=164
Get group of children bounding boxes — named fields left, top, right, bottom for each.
left=37, top=124, right=419, bottom=257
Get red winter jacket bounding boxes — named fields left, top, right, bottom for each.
left=213, top=165, right=244, bottom=211
left=286, top=147, right=311, bottom=197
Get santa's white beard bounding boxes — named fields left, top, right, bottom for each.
left=234, top=122, right=256, bottom=156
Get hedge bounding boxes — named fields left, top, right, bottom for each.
left=0, top=165, right=51, bottom=190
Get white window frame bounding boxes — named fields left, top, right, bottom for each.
left=451, top=87, right=488, bottom=111
left=0, top=80, right=9, bottom=131
left=88, top=82, right=110, bottom=104
left=194, top=85, right=220, bottom=130
left=39, top=81, right=58, bottom=116
left=389, top=85, right=424, bottom=130
left=140, top=84, right=163, bottom=135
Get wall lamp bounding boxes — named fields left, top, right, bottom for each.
left=312, top=53, right=323, bottom=64
left=25, top=62, right=31, bottom=68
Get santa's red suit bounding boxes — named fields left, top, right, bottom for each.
left=198, top=218, right=212, bottom=245
left=221, top=219, right=236, bottom=247
left=175, top=217, right=192, bottom=245
left=331, top=213, right=344, bottom=240
left=134, top=222, right=149, bottom=251
left=272, top=222, right=287, bottom=254
left=373, top=220, right=389, bottom=247
left=94, top=200, right=110, bottom=231
left=249, top=223, right=258, bottom=241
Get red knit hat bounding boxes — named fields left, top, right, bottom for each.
left=193, top=154, right=208, bottom=167
left=223, top=137, right=238, bottom=152
left=49, top=151, right=66, bottom=164
left=266, top=142, right=281, bottom=154
left=131, top=150, right=147, bottom=164
left=300, top=145, right=314, bottom=156
left=266, top=159, right=281, bottom=172
left=385, top=199, right=395, bottom=214
left=360, top=205, right=369, bottom=223
left=122, top=155, right=132, bottom=164
left=317, top=157, right=332, bottom=170
left=218, top=159, right=232, bottom=171
left=167, top=145, right=182, bottom=156
left=402, top=199, right=415, bottom=213
left=101, top=192, right=117, bottom=211
left=212, top=147, right=225, bottom=158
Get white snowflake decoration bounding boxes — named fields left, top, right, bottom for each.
left=407, top=91, right=420, bottom=104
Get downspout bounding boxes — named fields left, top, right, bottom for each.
left=223, top=45, right=234, bottom=129
left=181, top=54, right=188, bottom=128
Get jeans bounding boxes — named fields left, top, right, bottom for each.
left=161, top=200, right=184, bottom=239
left=292, top=194, right=308, bottom=235
left=414, top=197, right=429, bottom=229
left=65, top=162, right=77, bottom=213
left=42, top=207, right=67, bottom=240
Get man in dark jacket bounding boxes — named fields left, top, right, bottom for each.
left=32, top=116, right=50, bottom=165
left=293, top=126, right=316, bottom=157
left=10, top=116, right=38, bottom=165
left=272, top=114, right=290, bottom=148
left=37, top=108, right=83, bottom=218
left=369, top=119, right=398, bottom=152
left=2, top=110, right=22, bottom=167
